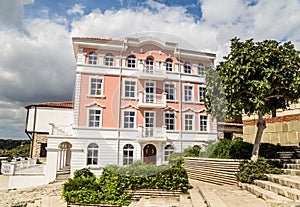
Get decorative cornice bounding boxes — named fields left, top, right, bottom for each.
left=182, top=107, right=206, bottom=113
left=162, top=106, right=179, bottom=112
left=86, top=102, right=106, bottom=108
left=121, top=104, right=139, bottom=109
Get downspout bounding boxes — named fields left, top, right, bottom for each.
left=116, top=40, right=126, bottom=165
left=178, top=48, right=183, bottom=154
left=25, top=107, right=33, bottom=157
left=29, top=106, right=37, bottom=158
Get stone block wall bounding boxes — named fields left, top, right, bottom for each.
left=32, top=133, right=48, bottom=163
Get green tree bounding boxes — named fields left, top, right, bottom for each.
left=206, top=37, right=300, bottom=162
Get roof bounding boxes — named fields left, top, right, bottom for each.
left=25, top=102, right=74, bottom=109
left=72, top=37, right=123, bottom=43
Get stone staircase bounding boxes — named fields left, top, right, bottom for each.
left=184, top=157, right=241, bottom=185
left=239, top=159, right=300, bottom=206
left=56, top=166, right=70, bottom=181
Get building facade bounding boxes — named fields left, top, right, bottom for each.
left=46, top=36, right=218, bottom=179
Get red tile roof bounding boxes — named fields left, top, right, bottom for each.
left=72, top=37, right=123, bottom=43
left=25, top=102, right=74, bottom=109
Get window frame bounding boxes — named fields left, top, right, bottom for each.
left=105, top=53, right=114, bottom=66
left=164, top=82, right=176, bottom=101
left=199, top=114, right=209, bottom=132
left=164, top=112, right=176, bottom=130
left=184, top=113, right=195, bottom=131
left=197, top=63, right=205, bottom=76
left=124, top=79, right=137, bottom=99
left=198, top=86, right=206, bottom=103
left=89, top=77, right=104, bottom=97
left=123, top=110, right=136, bottom=129
left=165, top=58, right=173, bottom=72
left=87, top=143, right=99, bottom=165
left=146, top=56, right=154, bottom=73
left=164, top=144, right=175, bottom=162
left=88, top=52, right=98, bottom=65
left=183, top=84, right=194, bottom=102
left=184, top=62, right=191, bottom=74
left=127, top=55, right=136, bottom=68
left=88, top=108, right=102, bottom=128
left=123, top=144, right=134, bottom=165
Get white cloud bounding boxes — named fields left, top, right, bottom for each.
left=67, top=4, right=85, bottom=16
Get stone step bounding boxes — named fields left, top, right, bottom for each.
left=284, top=164, right=300, bottom=170
left=187, top=172, right=237, bottom=185
left=283, top=169, right=300, bottom=176
left=255, top=180, right=300, bottom=200
left=185, top=164, right=239, bottom=173
left=198, top=186, right=228, bottom=207
left=186, top=166, right=237, bottom=178
left=238, top=182, right=293, bottom=204
left=288, top=159, right=300, bottom=164
left=179, top=194, right=193, bottom=207
left=267, top=174, right=300, bottom=189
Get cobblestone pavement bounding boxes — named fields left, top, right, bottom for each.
left=0, top=181, right=64, bottom=207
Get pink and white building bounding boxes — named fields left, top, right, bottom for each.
left=46, top=36, right=217, bottom=180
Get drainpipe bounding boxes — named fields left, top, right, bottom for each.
left=178, top=49, right=183, bottom=154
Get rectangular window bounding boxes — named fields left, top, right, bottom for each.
left=164, top=112, right=175, bottom=130
left=184, top=114, right=194, bottom=131
left=199, top=87, right=205, bottom=102
left=40, top=143, right=47, bottom=157
left=124, top=80, right=136, bottom=98
left=89, top=109, right=102, bottom=127
left=184, top=85, right=194, bottom=102
left=164, top=83, right=175, bottom=100
left=200, top=115, right=208, bottom=131
left=90, top=78, right=103, bottom=96
left=123, top=111, right=135, bottom=128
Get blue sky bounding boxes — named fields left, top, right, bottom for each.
left=0, top=0, right=300, bottom=139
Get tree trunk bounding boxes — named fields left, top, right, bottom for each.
left=251, top=112, right=266, bottom=162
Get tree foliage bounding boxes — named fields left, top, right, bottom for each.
left=206, top=37, right=300, bottom=161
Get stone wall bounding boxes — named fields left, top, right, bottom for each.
left=32, top=133, right=48, bottom=163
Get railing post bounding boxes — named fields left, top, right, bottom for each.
left=11, top=161, right=16, bottom=175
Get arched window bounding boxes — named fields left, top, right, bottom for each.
left=105, top=53, right=114, bottom=66
left=197, top=63, right=205, bottom=76
left=123, top=144, right=134, bottom=165
left=87, top=143, right=99, bottom=165
left=146, top=56, right=154, bottom=73
left=184, top=62, right=191, bottom=74
left=165, top=58, right=173, bottom=72
left=88, top=52, right=97, bottom=65
left=164, top=144, right=174, bottom=162
left=127, top=55, right=136, bottom=68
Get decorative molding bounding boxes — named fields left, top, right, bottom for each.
left=182, top=107, right=206, bottom=113
left=121, top=104, right=139, bottom=109
left=86, top=102, right=106, bottom=108
left=162, top=106, right=179, bottom=112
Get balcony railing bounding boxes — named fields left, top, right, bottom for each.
left=1, top=158, right=40, bottom=175
left=138, top=66, right=167, bottom=80
left=137, top=91, right=166, bottom=108
left=137, top=126, right=167, bottom=142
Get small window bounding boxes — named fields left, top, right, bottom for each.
left=127, top=55, right=136, bottom=68
left=89, top=109, right=102, bottom=127
left=184, top=62, right=191, bottom=74
left=200, top=115, right=208, bottom=132
left=146, top=56, right=154, bottom=73
left=164, top=82, right=175, bottom=100
left=164, top=145, right=174, bottom=162
left=164, top=112, right=175, bottom=130
left=123, top=111, right=135, bottom=128
left=124, top=80, right=136, bottom=98
left=198, top=64, right=205, bottom=76
left=105, top=53, right=114, bottom=66
left=87, top=143, right=99, bottom=165
left=199, top=87, right=205, bottom=102
left=184, top=85, right=194, bottom=102
left=185, top=114, right=194, bottom=131
left=40, top=143, right=47, bottom=157
left=166, top=58, right=173, bottom=72
left=90, top=78, right=103, bottom=96
left=88, top=52, right=97, bottom=65
left=123, top=144, right=134, bottom=165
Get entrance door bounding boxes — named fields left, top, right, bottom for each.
left=145, top=111, right=155, bottom=137
left=145, top=81, right=155, bottom=103
left=143, top=144, right=156, bottom=164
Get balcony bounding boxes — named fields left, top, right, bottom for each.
left=137, top=126, right=167, bottom=143
left=138, top=66, right=167, bottom=80
left=137, top=91, right=167, bottom=108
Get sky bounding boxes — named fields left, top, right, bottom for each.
left=0, top=0, right=300, bottom=139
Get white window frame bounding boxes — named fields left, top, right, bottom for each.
left=88, top=108, right=102, bottom=127
left=184, top=62, right=191, bottom=74
left=164, top=144, right=175, bottom=162
left=127, top=55, right=136, bottom=68
left=105, top=53, right=114, bottom=66
left=123, top=144, right=134, bottom=165
left=198, top=86, right=206, bottom=103
left=146, top=56, right=154, bottom=73
left=164, top=112, right=176, bottom=130
left=183, top=84, right=194, bottom=102
left=144, top=111, right=156, bottom=137
left=165, top=59, right=173, bottom=72
left=88, top=52, right=98, bottom=65
left=87, top=143, right=99, bottom=165
left=197, top=63, right=205, bottom=76
left=164, top=82, right=176, bottom=101
left=123, top=110, right=136, bottom=129
left=184, top=113, right=195, bottom=131
left=123, top=79, right=137, bottom=99
left=199, top=114, right=209, bottom=132
left=89, top=77, right=105, bottom=97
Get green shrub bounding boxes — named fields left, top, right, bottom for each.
left=73, top=168, right=95, bottom=179
left=183, top=145, right=201, bottom=157
left=235, top=157, right=283, bottom=184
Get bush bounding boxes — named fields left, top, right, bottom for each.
left=183, top=145, right=201, bottom=157
left=235, top=157, right=283, bottom=183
